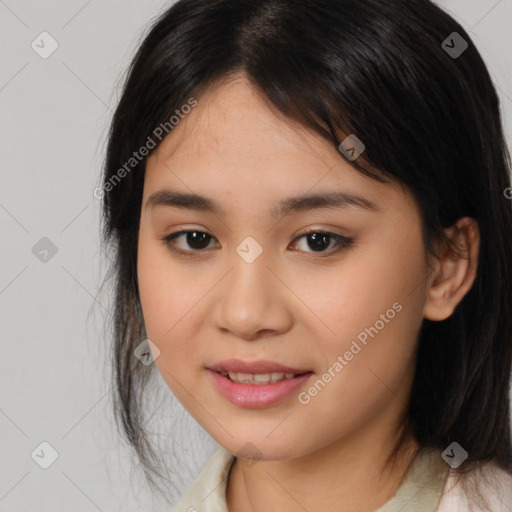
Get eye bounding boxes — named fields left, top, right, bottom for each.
left=159, top=229, right=354, bottom=257
left=160, top=230, right=218, bottom=255
left=291, top=229, right=354, bottom=255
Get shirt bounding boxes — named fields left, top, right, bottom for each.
left=171, top=444, right=512, bottom=511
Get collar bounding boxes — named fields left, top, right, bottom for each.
left=172, top=445, right=450, bottom=512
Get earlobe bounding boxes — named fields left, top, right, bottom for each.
left=422, top=217, right=480, bottom=322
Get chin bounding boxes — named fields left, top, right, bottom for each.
left=218, top=435, right=307, bottom=462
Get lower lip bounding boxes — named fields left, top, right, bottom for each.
left=207, top=369, right=313, bottom=408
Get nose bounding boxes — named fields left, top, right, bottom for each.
left=214, top=248, right=293, bottom=340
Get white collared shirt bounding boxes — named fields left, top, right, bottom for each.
left=171, top=443, right=512, bottom=511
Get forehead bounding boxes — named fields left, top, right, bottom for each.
left=143, top=74, right=416, bottom=218
left=149, top=74, right=335, bottom=165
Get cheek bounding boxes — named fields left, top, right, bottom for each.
left=137, top=236, right=213, bottom=372
left=137, top=236, right=189, bottom=343
left=313, top=256, right=420, bottom=345
left=308, top=235, right=426, bottom=384
left=299, top=281, right=419, bottom=443
left=137, top=243, right=170, bottom=338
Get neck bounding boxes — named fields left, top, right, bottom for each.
left=226, top=428, right=420, bottom=512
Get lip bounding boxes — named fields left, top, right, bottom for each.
left=207, top=358, right=311, bottom=374
left=207, top=369, right=313, bottom=408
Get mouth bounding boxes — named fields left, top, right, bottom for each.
left=207, top=358, right=312, bottom=376
left=217, top=369, right=312, bottom=385
left=207, top=368, right=314, bottom=408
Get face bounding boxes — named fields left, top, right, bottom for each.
left=137, top=73, right=432, bottom=461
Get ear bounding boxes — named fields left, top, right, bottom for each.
left=423, top=217, right=480, bottom=321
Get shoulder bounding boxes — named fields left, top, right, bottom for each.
left=171, top=444, right=235, bottom=512
left=437, top=462, right=512, bottom=512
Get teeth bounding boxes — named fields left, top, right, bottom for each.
left=224, top=371, right=299, bottom=384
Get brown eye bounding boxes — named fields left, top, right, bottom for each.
left=291, top=230, right=354, bottom=255
left=161, top=230, right=218, bottom=254
left=160, top=229, right=354, bottom=257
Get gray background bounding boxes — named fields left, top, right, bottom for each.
left=1, top=1, right=511, bottom=510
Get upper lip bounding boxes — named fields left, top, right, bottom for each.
left=207, top=359, right=312, bottom=374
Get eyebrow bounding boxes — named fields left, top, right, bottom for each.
left=145, top=188, right=380, bottom=217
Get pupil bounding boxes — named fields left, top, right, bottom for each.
left=188, top=231, right=210, bottom=249
left=308, top=233, right=329, bottom=251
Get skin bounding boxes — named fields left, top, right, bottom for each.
left=137, top=73, right=480, bottom=512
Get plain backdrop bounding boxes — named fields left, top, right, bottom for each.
left=1, top=1, right=511, bottom=510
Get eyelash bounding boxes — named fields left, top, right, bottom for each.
left=159, top=228, right=354, bottom=257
